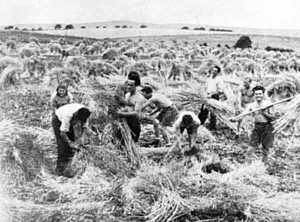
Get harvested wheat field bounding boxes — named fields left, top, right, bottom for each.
left=1, top=31, right=300, bottom=222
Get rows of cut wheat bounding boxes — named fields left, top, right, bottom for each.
left=1, top=35, right=300, bottom=221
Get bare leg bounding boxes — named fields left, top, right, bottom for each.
left=152, top=119, right=160, bottom=139
left=160, top=125, right=170, bottom=144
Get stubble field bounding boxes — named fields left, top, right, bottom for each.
left=1, top=30, right=300, bottom=222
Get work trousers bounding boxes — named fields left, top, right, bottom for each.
left=198, top=93, right=219, bottom=129
left=52, top=115, right=75, bottom=175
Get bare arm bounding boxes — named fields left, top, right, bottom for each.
left=60, top=131, right=74, bottom=146
left=115, top=86, right=134, bottom=106
left=237, top=89, right=243, bottom=110
left=118, top=110, right=138, bottom=117
left=118, top=99, right=144, bottom=117
left=150, top=107, right=161, bottom=116
left=52, top=105, right=57, bottom=114
left=189, top=124, right=199, bottom=148
left=79, top=124, right=96, bottom=145
left=68, top=93, right=74, bottom=103
left=231, top=105, right=251, bottom=122
left=261, top=106, right=275, bottom=121
left=141, top=101, right=152, bottom=111
left=173, top=125, right=183, bottom=151
left=50, top=94, right=57, bottom=113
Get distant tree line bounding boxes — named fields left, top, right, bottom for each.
left=265, top=46, right=294, bottom=53
left=209, top=28, right=233, bottom=32
left=65, top=24, right=74, bottom=30
left=55, top=24, right=62, bottom=30
left=193, top=27, right=205, bottom=31
left=54, top=24, right=74, bottom=30
left=181, top=26, right=206, bottom=30
left=52, top=23, right=144, bottom=30
left=4, top=25, right=43, bottom=31
left=4, top=25, right=14, bottom=30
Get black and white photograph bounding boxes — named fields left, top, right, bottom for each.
left=1, top=0, right=300, bottom=221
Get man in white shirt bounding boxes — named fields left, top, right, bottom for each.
left=206, top=66, right=224, bottom=98
left=52, top=103, right=92, bottom=176
left=199, top=65, right=225, bottom=130
left=231, top=86, right=275, bottom=164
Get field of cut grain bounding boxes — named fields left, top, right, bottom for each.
left=1, top=31, right=300, bottom=222
left=37, top=27, right=300, bottom=51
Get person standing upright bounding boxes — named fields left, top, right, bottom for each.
left=231, top=86, right=275, bottom=164
left=117, top=79, right=146, bottom=143
left=198, top=65, right=225, bottom=130
left=237, top=77, right=254, bottom=111
left=50, top=85, right=74, bottom=113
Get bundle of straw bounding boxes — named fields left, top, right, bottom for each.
left=89, top=60, right=120, bottom=77
left=266, top=73, right=300, bottom=100
left=173, top=83, right=237, bottom=131
left=198, top=57, right=221, bottom=76
left=0, top=120, right=54, bottom=182
left=0, top=56, right=22, bottom=73
left=0, top=85, right=52, bottom=128
left=46, top=67, right=82, bottom=87
left=274, top=94, right=300, bottom=132
left=249, top=193, right=300, bottom=221
left=102, top=48, right=118, bottom=60
left=146, top=188, right=190, bottom=222
left=0, top=66, right=22, bottom=89
left=123, top=49, right=138, bottom=59
left=65, top=56, right=87, bottom=70
left=127, top=61, right=154, bottom=76
left=119, top=119, right=140, bottom=168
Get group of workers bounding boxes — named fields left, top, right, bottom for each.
left=50, top=66, right=276, bottom=177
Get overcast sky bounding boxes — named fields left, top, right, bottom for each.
left=0, top=0, right=299, bottom=30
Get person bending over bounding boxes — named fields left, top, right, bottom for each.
left=140, top=86, right=178, bottom=146
left=52, top=103, right=93, bottom=177
left=173, top=111, right=200, bottom=155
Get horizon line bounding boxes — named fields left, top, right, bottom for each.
left=1, top=20, right=300, bottom=32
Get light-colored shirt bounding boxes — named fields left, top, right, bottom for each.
left=55, top=103, right=86, bottom=132
left=206, top=76, right=224, bottom=95
left=148, top=93, right=172, bottom=108
left=244, top=99, right=273, bottom=123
